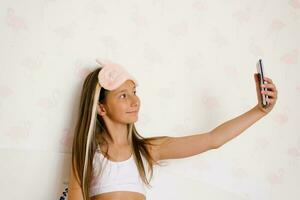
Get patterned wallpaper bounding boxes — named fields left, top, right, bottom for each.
left=0, top=0, right=299, bottom=199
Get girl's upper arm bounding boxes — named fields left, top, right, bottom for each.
left=154, top=132, right=216, bottom=161
left=68, top=165, right=84, bottom=200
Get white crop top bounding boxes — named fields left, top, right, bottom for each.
left=89, top=146, right=147, bottom=197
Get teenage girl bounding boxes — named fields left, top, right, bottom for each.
left=67, top=59, right=278, bottom=200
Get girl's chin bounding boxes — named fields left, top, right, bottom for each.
left=128, top=116, right=138, bottom=123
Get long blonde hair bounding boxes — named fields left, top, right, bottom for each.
left=71, top=67, right=169, bottom=199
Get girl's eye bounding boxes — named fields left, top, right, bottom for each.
left=120, top=91, right=137, bottom=99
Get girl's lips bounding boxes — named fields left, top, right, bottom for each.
left=127, top=111, right=138, bottom=113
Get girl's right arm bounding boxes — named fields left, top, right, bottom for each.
left=68, top=165, right=84, bottom=200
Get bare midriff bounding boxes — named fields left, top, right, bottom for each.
left=91, top=191, right=146, bottom=200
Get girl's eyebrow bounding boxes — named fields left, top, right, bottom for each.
left=116, top=86, right=136, bottom=94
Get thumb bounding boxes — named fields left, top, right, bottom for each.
left=254, top=73, right=260, bottom=83
left=254, top=73, right=261, bottom=89
left=254, top=73, right=258, bottom=82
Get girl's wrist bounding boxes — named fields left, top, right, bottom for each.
left=254, top=104, right=268, bottom=116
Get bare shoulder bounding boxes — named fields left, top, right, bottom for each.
left=143, top=136, right=172, bottom=163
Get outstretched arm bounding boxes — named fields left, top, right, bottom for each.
left=210, top=74, right=277, bottom=147
left=152, top=74, right=277, bottom=161
left=152, top=105, right=267, bottom=161
left=210, top=105, right=266, bottom=148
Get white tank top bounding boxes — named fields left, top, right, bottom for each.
left=89, top=145, right=147, bottom=197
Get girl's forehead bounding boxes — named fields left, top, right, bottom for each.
left=113, top=80, right=136, bottom=93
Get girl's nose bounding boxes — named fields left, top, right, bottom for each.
left=131, top=95, right=139, bottom=106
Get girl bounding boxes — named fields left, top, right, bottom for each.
left=67, top=59, right=278, bottom=200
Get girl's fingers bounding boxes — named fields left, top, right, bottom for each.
left=261, top=90, right=276, bottom=98
left=261, top=83, right=277, bottom=92
left=266, top=98, right=275, bottom=104
left=263, top=77, right=273, bottom=84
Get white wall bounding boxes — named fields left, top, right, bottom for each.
left=0, top=0, right=299, bottom=199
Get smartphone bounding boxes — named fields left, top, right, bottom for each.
left=256, top=59, right=269, bottom=108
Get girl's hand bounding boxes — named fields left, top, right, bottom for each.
left=254, top=73, right=278, bottom=114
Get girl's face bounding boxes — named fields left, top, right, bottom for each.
left=98, top=80, right=140, bottom=124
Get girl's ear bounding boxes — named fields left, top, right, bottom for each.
left=97, top=103, right=106, bottom=116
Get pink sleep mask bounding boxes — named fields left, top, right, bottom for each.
left=96, top=58, right=138, bottom=91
